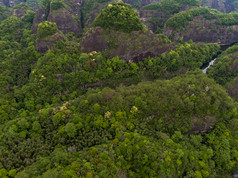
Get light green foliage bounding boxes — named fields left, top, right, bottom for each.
left=65, top=123, right=77, bottom=137
left=8, top=169, right=17, bottom=177
left=93, top=2, right=144, bottom=33
left=37, top=21, right=58, bottom=38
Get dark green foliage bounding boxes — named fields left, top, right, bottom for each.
left=207, top=44, right=238, bottom=85
left=22, top=10, right=35, bottom=24
left=93, top=2, right=144, bottom=33
left=207, top=44, right=238, bottom=101
left=81, top=0, right=111, bottom=27
left=0, top=5, right=10, bottom=22
left=166, top=7, right=217, bottom=30
left=37, top=21, right=58, bottom=38
left=142, top=0, right=183, bottom=15
left=142, top=0, right=200, bottom=14
left=40, top=0, right=50, bottom=9
left=12, top=3, right=29, bottom=10
left=50, top=0, right=65, bottom=10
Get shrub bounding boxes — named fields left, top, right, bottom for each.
left=37, top=21, right=58, bottom=38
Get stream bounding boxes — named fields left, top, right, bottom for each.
left=201, top=43, right=236, bottom=73
left=202, top=58, right=217, bottom=73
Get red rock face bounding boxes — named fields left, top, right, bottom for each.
left=81, top=26, right=174, bottom=62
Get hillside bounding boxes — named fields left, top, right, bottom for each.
left=163, top=7, right=238, bottom=44
left=0, top=0, right=238, bottom=177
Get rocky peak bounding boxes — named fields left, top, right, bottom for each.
left=32, top=0, right=83, bottom=35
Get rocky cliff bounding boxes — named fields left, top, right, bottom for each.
left=36, top=32, right=65, bottom=53
left=163, top=15, right=238, bottom=45
left=81, top=26, right=173, bottom=62
left=47, top=7, right=81, bottom=35
left=32, top=0, right=83, bottom=35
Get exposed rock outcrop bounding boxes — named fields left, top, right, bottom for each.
left=36, top=32, right=65, bottom=53
left=81, top=26, right=173, bottom=62
left=32, top=0, right=83, bottom=35
left=163, top=16, right=238, bottom=45
left=48, top=8, right=81, bottom=35
left=188, top=115, right=217, bottom=134
left=32, top=7, right=47, bottom=33
left=11, top=6, right=29, bottom=18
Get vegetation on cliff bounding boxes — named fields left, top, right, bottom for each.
left=0, top=0, right=238, bottom=177
left=166, top=7, right=238, bottom=31
left=207, top=44, right=238, bottom=101
left=142, top=0, right=200, bottom=15
left=0, top=5, right=10, bottom=22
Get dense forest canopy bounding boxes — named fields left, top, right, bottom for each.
left=0, top=0, right=238, bottom=177
left=93, top=2, right=144, bottom=33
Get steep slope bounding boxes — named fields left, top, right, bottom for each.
left=139, top=0, right=200, bottom=33
left=163, top=7, right=238, bottom=45
left=6, top=72, right=238, bottom=177
left=0, top=0, right=40, bottom=10
left=35, top=21, right=66, bottom=53
left=81, top=2, right=173, bottom=61
left=0, top=5, right=10, bottom=21
left=1, top=1, right=238, bottom=177
left=207, top=44, right=238, bottom=100
left=32, top=0, right=82, bottom=35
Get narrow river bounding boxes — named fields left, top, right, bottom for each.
left=201, top=43, right=236, bottom=73
left=202, top=58, right=217, bottom=73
